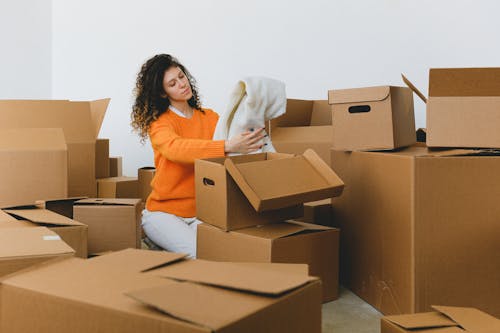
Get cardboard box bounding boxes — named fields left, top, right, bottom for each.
left=109, top=156, right=123, bottom=177
left=0, top=128, right=67, bottom=208
left=2, top=207, right=88, bottom=258
left=36, top=197, right=87, bottom=219
left=0, top=249, right=322, bottom=333
left=270, top=99, right=333, bottom=165
left=138, top=166, right=155, bottom=202
left=97, top=176, right=139, bottom=198
left=0, top=226, right=74, bottom=278
left=73, top=198, right=141, bottom=254
left=297, top=199, right=333, bottom=226
left=331, top=146, right=500, bottom=316
left=197, top=220, right=339, bottom=302
left=328, top=86, right=416, bottom=151
left=381, top=305, right=500, bottom=333
left=195, top=149, right=344, bottom=231
left=95, top=138, right=110, bottom=178
left=0, top=99, right=110, bottom=197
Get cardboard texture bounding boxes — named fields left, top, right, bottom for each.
left=73, top=198, right=141, bottom=254
left=197, top=220, right=339, bottom=302
left=2, top=207, right=88, bottom=258
left=95, top=138, right=110, bottom=178
left=297, top=199, right=334, bottom=226
left=0, top=128, right=68, bottom=209
left=0, top=249, right=322, bottom=333
left=97, top=176, right=139, bottom=198
left=328, top=86, right=416, bottom=151
left=0, top=226, right=74, bottom=278
left=0, top=99, right=110, bottom=197
left=36, top=197, right=87, bottom=219
left=270, top=99, right=333, bottom=165
left=109, top=156, right=123, bottom=177
left=195, top=153, right=304, bottom=231
left=224, top=149, right=344, bottom=212
left=381, top=305, right=500, bottom=333
left=331, top=146, right=500, bottom=316
left=138, top=167, right=155, bottom=202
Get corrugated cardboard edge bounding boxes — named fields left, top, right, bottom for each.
left=432, top=305, right=500, bottom=333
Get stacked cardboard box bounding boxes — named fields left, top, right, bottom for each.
left=196, top=149, right=344, bottom=302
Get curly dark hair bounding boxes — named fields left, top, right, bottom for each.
left=131, top=54, right=202, bottom=142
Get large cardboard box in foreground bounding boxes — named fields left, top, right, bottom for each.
left=73, top=198, right=141, bottom=254
left=197, top=220, right=339, bottom=303
left=196, top=150, right=344, bottom=231
left=0, top=128, right=68, bottom=208
left=0, top=249, right=322, bottom=333
left=0, top=99, right=110, bottom=197
left=331, top=146, right=500, bottom=316
left=381, top=305, right=500, bottom=333
left=329, top=86, right=415, bottom=151
left=0, top=227, right=74, bottom=278
left=1, top=207, right=88, bottom=258
left=270, top=99, right=333, bottom=165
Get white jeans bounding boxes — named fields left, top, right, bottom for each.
left=141, top=209, right=202, bottom=259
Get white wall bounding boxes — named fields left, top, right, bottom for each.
left=0, top=0, right=52, bottom=98
left=52, top=0, right=500, bottom=175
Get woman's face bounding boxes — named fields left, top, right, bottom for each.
left=162, top=66, right=193, bottom=103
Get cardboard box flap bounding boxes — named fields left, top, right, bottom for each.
left=432, top=306, right=500, bottom=333
left=126, top=281, right=271, bottom=332
left=0, top=128, right=66, bottom=151
left=0, top=100, right=96, bottom=143
left=271, top=126, right=333, bottom=143
left=3, top=208, right=84, bottom=227
left=401, top=73, right=428, bottom=103
left=89, top=98, right=110, bottom=139
left=328, top=86, right=390, bottom=105
left=224, top=149, right=344, bottom=212
left=384, top=312, right=458, bottom=330
left=272, top=99, right=313, bottom=128
left=74, top=198, right=139, bottom=206
left=429, top=68, right=500, bottom=97
left=236, top=221, right=332, bottom=239
left=0, top=210, right=18, bottom=222
left=87, top=248, right=187, bottom=273
left=151, top=259, right=317, bottom=296
left=0, top=227, right=74, bottom=258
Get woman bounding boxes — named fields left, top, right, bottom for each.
left=131, top=54, right=264, bottom=258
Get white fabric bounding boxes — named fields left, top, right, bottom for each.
left=213, top=76, right=286, bottom=155
left=169, top=105, right=188, bottom=118
left=141, top=209, right=201, bottom=258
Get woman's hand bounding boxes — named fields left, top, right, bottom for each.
left=224, top=128, right=266, bottom=154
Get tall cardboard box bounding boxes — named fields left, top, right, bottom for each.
left=381, top=305, right=500, bottom=333
left=0, top=99, right=110, bottom=197
left=0, top=249, right=322, bottom=333
left=0, top=128, right=68, bottom=208
left=73, top=198, right=141, bottom=254
left=0, top=227, right=74, bottom=278
left=270, top=99, right=333, bottom=165
left=197, top=221, right=339, bottom=303
left=331, top=146, right=500, bottom=316
left=138, top=167, right=155, bottom=202
left=97, top=176, right=139, bottom=198
left=328, top=86, right=415, bottom=151
left=109, top=156, right=123, bottom=177
left=298, top=199, right=334, bottom=226
left=95, top=138, right=110, bottom=178
left=2, top=207, right=88, bottom=258
left=195, top=150, right=344, bottom=231
left=424, top=68, right=500, bottom=148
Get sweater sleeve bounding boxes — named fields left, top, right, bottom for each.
left=149, top=117, right=225, bottom=164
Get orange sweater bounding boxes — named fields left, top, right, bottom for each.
left=145, top=108, right=225, bottom=217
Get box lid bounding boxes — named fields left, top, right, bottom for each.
left=0, top=210, right=17, bottom=223
left=0, top=227, right=75, bottom=258
left=74, top=198, right=140, bottom=206
left=328, top=86, right=390, bottom=105
left=224, top=149, right=344, bottom=212
left=429, top=68, right=500, bottom=97
left=0, top=128, right=66, bottom=151
left=3, top=207, right=85, bottom=227
left=235, top=220, right=333, bottom=240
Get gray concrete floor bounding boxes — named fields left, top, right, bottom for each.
left=322, top=287, right=382, bottom=333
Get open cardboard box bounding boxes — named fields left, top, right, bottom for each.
left=0, top=99, right=110, bottom=197
left=381, top=305, right=500, bottom=333
left=0, top=249, right=322, bottom=333
left=403, top=68, right=500, bottom=148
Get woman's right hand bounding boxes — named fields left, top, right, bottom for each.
left=224, top=128, right=266, bottom=154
